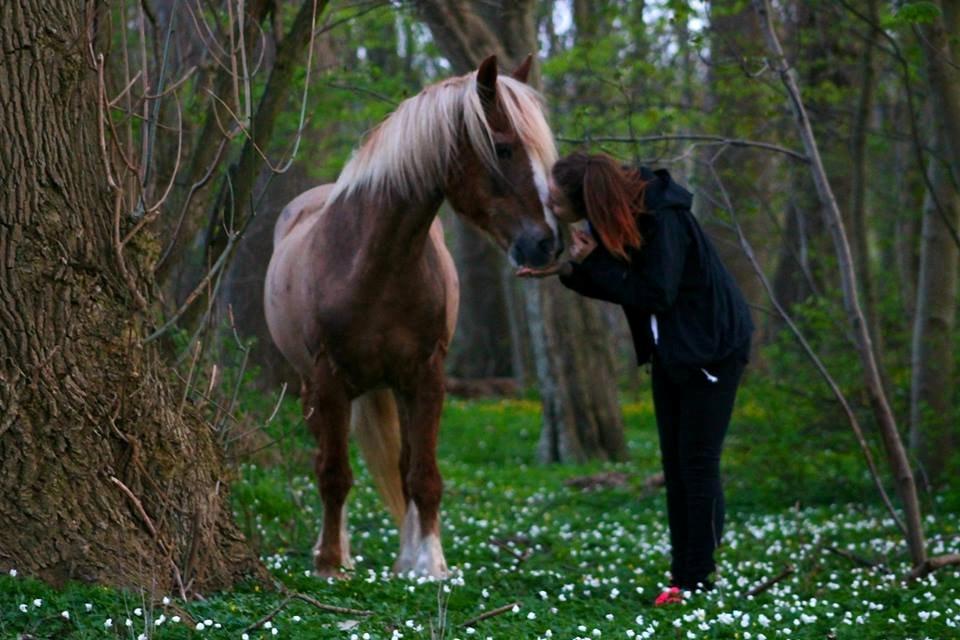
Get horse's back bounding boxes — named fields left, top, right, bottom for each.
left=265, top=184, right=336, bottom=375
left=273, top=183, right=335, bottom=247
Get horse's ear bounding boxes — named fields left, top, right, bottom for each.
left=511, top=54, right=533, bottom=84
left=476, top=54, right=498, bottom=108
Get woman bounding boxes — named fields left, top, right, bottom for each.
left=519, top=152, right=754, bottom=605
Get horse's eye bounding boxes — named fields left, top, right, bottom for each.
left=495, top=144, right=513, bottom=160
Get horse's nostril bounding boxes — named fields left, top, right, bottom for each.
left=537, top=237, right=554, bottom=254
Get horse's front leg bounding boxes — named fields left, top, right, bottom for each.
left=303, top=362, right=354, bottom=578
left=393, top=350, right=448, bottom=579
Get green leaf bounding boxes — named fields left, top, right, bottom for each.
left=882, top=1, right=941, bottom=27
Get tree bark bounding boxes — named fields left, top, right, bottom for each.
left=753, top=0, right=927, bottom=569
left=920, top=1, right=960, bottom=189
left=697, top=1, right=769, bottom=349
left=909, top=144, right=959, bottom=485
left=848, top=0, right=883, bottom=364
left=529, top=280, right=628, bottom=463
left=910, top=0, right=960, bottom=484
left=0, top=0, right=264, bottom=592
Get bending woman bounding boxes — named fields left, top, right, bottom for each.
left=519, top=152, right=754, bottom=604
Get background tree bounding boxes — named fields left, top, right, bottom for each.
left=910, top=0, right=960, bottom=484
left=417, top=0, right=629, bottom=463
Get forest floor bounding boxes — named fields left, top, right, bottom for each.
left=2, top=387, right=958, bottom=639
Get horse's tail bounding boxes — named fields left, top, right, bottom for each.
left=351, top=389, right=406, bottom=526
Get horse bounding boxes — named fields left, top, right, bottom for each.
left=264, top=54, right=559, bottom=579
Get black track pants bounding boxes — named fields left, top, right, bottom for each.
left=651, top=352, right=746, bottom=589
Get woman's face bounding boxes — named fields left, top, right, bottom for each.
left=546, top=177, right=584, bottom=224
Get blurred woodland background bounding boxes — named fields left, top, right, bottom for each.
left=2, top=0, right=958, bottom=592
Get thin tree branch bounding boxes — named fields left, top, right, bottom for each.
left=907, top=553, right=960, bottom=582
left=753, top=0, right=926, bottom=567
left=708, top=161, right=906, bottom=536
left=557, top=134, right=809, bottom=162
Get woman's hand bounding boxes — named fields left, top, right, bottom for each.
left=516, top=263, right=566, bottom=278
left=570, top=229, right=597, bottom=263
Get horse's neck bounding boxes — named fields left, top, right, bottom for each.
left=336, top=186, right=445, bottom=276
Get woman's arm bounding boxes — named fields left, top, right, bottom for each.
left=558, top=211, right=690, bottom=312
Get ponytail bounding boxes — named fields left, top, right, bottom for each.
left=552, top=152, right=647, bottom=261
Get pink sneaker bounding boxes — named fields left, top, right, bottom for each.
left=654, top=586, right=683, bottom=606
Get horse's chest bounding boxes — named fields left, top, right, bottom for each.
left=317, top=294, right=447, bottom=388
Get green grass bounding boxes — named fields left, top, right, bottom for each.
left=1, top=391, right=958, bottom=639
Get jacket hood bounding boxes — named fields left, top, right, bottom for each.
left=639, top=167, right=694, bottom=211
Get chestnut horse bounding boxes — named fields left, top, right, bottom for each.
left=264, top=55, right=559, bottom=578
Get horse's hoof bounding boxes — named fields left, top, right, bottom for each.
left=391, top=564, right=448, bottom=580
left=415, top=561, right=448, bottom=580
left=392, top=556, right=448, bottom=580
left=312, top=565, right=351, bottom=580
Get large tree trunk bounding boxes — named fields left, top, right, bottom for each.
left=847, top=0, right=883, bottom=364
left=528, top=280, right=627, bottom=462
left=769, top=1, right=844, bottom=335
left=0, top=0, right=263, bottom=592
left=698, top=1, right=770, bottom=350
left=920, top=1, right=960, bottom=189
left=446, top=217, right=516, bottom=377
left=415, top=1, right=518, bottom=381
left=417, top=0, right=628, bottom=461
left=911, top=0, right=960, bottom=484
left=909, top=144, right=959, bottom=485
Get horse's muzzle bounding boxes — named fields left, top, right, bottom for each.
left=510, top=229, right=562, bottom=268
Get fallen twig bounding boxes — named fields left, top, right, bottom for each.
left=459, top=601, right=520, bottom=628
left=825, top=545, right=883, bottom=570
left=565, top=471, right=630, bottom=491
left=745, top=564, right=795, bottom=597
left=290, top=592, right=373, bottom=617
left=243, top=592, right=372, bottom=634
left=489, top=537, right=533, bottom=564
left=243, top=596, right=293, bottom=634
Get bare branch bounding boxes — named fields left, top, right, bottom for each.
left=144, top=228, right=240, bottom=343
left=110, top=476, right=188, bottom=601
left=752, top=0, right=926, bottom=567
left=707, top=161, right=906, bottom=536
left=907, top=553, right=960, bottom=582
left=557, top=134, right=809, bottom=162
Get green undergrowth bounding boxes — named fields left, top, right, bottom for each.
left=1, top=387, right=958, bottom=639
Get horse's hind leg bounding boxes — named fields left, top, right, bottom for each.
left=303, top=363, right=354, bottom=578
left=393, top=350, right=448, bottom=578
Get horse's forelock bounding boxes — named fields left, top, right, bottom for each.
left=492, top=76, right=558, bottom=174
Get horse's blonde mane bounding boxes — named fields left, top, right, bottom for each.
left=326, top=72, right=557, bottom=205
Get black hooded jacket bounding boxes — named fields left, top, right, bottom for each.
left=558, top=167, right=754, bottom=382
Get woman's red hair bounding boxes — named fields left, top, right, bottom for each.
left=552, top=152, right=647, bottom=261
